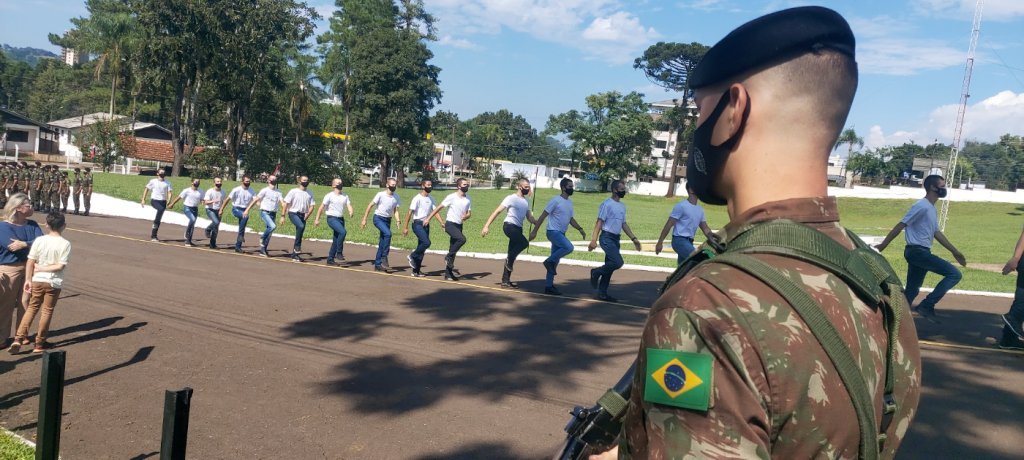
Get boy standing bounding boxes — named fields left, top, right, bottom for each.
left=9, top=212, right=71, bottom=354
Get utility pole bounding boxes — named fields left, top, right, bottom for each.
left=940, top=0, right=984, bottom=231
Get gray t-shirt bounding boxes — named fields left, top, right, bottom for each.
left=284, top=188, right=315, bottom=214
left=670, top=200, right=706, bottom=238
left=372, top=191, right=400, bottom=218
left=501, top=194, right=530, bottom=227
left=544, top=195, right=574, bottom=233
left=598, top=198, right=627, bottom=234
left=229, top=185, right=256, bottom=209
left=900, top=198, right=937, bottom=248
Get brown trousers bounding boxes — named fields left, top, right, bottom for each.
left=16, top=282, right=61, bottom=344
left=0, top=263, right=27, bottom=341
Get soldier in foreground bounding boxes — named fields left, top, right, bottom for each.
left=591, top=6, right=921, bottom=459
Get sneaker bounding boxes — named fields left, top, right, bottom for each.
left=452, top=268, right=462, bottom=276
left=32, top=341, right=54, bottom=353
left=83, top=211, right=89, bottom=216
left=544, top=287, right=562, bottom=296
left=235, top=248, right=242, bottom=253
left=292, top=254, right=302, bottom=262
left=209, top=243, right=217, bottom=249
left=913, top=305, right=941, bottom=323
left=375, top=265, right=389, bottom=272
left=1001, top=314, right=1023, bottom=339
left=590, top=269, right=600, bottom=289
left=444, top=271, right=459, bottom=281
left=258, top=248, right=268, bottom=257
left=411, top=271, right=425, bottom=278
left=596, top=293, right=619, bottom=303
left=338, top=255, right=346, bottom=261
left=999, top=327, right=1024, bottom=350
left=185, top=242, right=196, bottom=247
left=500, top=281, right=519, bottom=289
left=151, top=238, right=159, bottom=242
left=543, top=260, right=557, bottom=276
left=326, top=259, right=339, bottom=266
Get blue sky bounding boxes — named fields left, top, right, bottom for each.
left=3, top=0, right=1023, bottom=152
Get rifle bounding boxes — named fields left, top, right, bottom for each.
left=556, top=361, right=636, bottom=460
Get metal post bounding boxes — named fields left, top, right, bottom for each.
left=160, top=387, right=194, bottom=460
left=36, top=351, right=66, bottom=460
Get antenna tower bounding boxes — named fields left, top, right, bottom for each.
left=940, top=0, right=984, bottom=231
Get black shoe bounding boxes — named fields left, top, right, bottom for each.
left=235, top=248, right=243, bottom=253
left=326, top=259, right=339, bottom=266
left=338, top=255, right=346, bottom=261
left=596, top=293, right=619, bottom=303
left=411, top=271, right=425, bottom=278
left=258, top=247, right=268, bottom=257
left=543, top=260, right=557, bottom=276
left=73, top=210, right=79, bottom=215
left=500, top=281, right=519, bottom=289
left=1001, top=314, right=1023, bottom=339
left=185, top=242, right=196, bottom=247
left=590, top=269, right=600, bottom=289
left=444, top=271, right=459, bottom=281
left=375, top=265, right=390, bottom=272
left=999, top=327, right=1024, bottom=350
left=209, top=243, right=217, bottom=249
left=913, top=305, right=941, bottom=323
left=83, top=211, right=89, bottom=216
left=544, top=287, right=562, bottom=296
left=292, top=254, right=302, bottom=262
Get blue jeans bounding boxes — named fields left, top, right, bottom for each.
left=288, top=212, right=306, bottom=252
left=183, top=206, right=199, bottom=243
left=904, top=245, right=962, bottom=311
left=326, top=216, right=347, bottom=261
left=594, top=232, right=624, bottom=295
left=231, top=207, right=249, bottom=250
left=411, top=220, right=431, bottom=271
left=260, top=210, right=277, bottom=248
left=373, top=215, right=392, bottom=267
left=150, top=199, right=167, bottom=238
left=672, top=236, right=695, bottom=265
left=205, top=208, right=221, bottom=246
left=545, top=229, right=574, bottom=287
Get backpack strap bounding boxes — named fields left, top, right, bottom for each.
left=704, top=253, right=881, bottom=460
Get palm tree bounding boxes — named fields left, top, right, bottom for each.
left=834, top=127, right=864, bottom=185
left=70, top=0, right=139, bottom=116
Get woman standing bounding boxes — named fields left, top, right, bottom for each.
left=0, top=193, right=43, bottom=349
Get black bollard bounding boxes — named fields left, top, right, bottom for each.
left=36, top=350, right=66, bottom=460
left=159, top=388, right=194, bottom=460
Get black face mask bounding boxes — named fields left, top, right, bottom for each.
left=388, top=186, right=396, bottom=192
left=459, top=185, right=469, bottom=193
left=687, top=89, right=750, bottom=206
left=215, top=183, right=222, bottom=188
left=423, top=187, right=432, bottom=193
left=521, top=187, right=530, bottom=195
left=269, top=180, right=277, bottom=186
left=192, top=182, right=200, bottom=188
left=335, top=184, right=344, bottom=190
left=300, top=181, right=309, bottom=187
left=243, top=182, right=251, bottom=188
left=616, top=190, right=627, bottom=198
left=564, top=188, right=574, bottom=196
left=936, top=187, right=948, bottom=198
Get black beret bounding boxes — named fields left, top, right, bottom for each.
left=690, top=6, right=855, bottom=89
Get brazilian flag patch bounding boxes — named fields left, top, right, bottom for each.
left=644, top=348, right=713, bottom=411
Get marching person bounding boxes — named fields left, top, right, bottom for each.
left=281, top=176, right=315, bottom=262
left=403, top=179, right=444, bottom=277
left=529, top=177, right=586, bottom=295
left=141, top=169, right=172, bottom=241
left=481, top=179, right=537, bottom=288
left=244, top=174, right=284, bottom=257
left=203, top=177, right=226, bottom=249
left=361, top=177, right=401, bottom=272
left=876, top=174, right=966, bottom=321
left=424, top=178, right=472, bottom=281
left=594, top=7, right=921, bottom=458
left=0, top=193, right=43, bottom=350
left=314, top=178, right=354, bottom=265
left=221, top=175, right=257, bottom=253
left=168, top=178, right=203, bottom=247
left=587, top=180, right=642, bottom=302
left=655, top=183, right=718, bottom=264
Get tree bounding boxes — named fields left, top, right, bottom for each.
left=845, top=149, right=887, bottom=185
left=63, top=0, right=140, bottom=116
left=73, top=118, right=137, bottom=172
left=325, top=0, right=441, bottom=186
left=0, top=60, right=34, bottom=112
left=633, top=41, right=709, bottom=196
left=462, top=109, right=539, bottom=163
left=545, top=91, right=654, bottom=185
left=834, top=127, right=864, bottom=156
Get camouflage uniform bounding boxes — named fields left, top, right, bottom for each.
left=59, top=172, right=70, bottom=212
left=72, top=170, right=83, bottom=214
left=620, top=197, right=922, bottom=459
left=50, top=169, right=61, bottom=212
left=0, top=166, right=9, bottom=209
left=80, top=170, right=93, bottom=215
left=38, top=168, right=51, bottom=212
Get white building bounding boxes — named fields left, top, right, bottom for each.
left=61, top=47, right=88, bottom=66
left=48, top=113, right=128, bottom=162
left=647, top=98, right=697, bottom=180
left=1, top=108, right=60, bottom=157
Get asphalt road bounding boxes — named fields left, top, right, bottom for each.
left=1, top=213, right=1021, bottom=459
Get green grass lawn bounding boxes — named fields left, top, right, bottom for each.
left=90, top=173, right=1022, bottom=293
left=0, top=429, right=34, bottom=460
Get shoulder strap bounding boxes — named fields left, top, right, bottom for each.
left=704, top=253, right=881, bottom=460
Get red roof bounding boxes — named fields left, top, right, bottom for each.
left=127, top=138, right=202, bottom=163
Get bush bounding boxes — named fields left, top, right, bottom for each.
left=493, top=169, right=506, bottom=189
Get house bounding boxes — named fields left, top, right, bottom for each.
left=647, top=99, right=698, bottom=180
left=0, top=107, right=60, bottom=158
left=49, top=113, right=182, bottom=165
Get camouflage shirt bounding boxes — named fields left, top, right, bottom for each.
left=620, top=197, right=921, bottom=460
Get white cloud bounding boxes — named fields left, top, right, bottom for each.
left=865, top=90, right=1024, bottom=149
left=912, top=0, right=1024, bottom=20
left=438, top=35, right=481, bottom=50
left=858, top=38, right=966, bottom=75
left=426, top=0, right=660, bottom=65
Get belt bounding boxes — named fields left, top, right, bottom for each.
left=602, top=230, right=621, bottom=236
left=674, top=235, right=694, bottom=241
